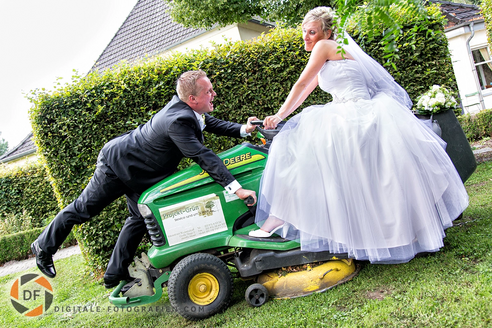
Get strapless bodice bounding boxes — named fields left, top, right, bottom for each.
left=318, top=60, right=371, bottom=103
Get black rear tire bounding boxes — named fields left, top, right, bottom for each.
left=167, top=253, right=233, bottom=320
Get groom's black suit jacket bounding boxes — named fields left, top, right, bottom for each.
left=101, top=95, right=242, bottom=194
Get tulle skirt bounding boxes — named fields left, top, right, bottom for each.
left=256, top=93, right=469, bottom=264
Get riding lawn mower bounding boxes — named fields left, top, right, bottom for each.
left=109, top=109, right=476, bottom=321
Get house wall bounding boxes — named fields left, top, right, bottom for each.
left=162, top=22, right=272, bottom=55
left=0, top=154, right=38, bottom=171
left=446, top=21, right=492, bottom=113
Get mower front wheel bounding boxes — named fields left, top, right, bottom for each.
left=168, top=253, right=233, bottom=320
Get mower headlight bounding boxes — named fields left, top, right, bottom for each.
left=138, top=204, right=153, bottom=218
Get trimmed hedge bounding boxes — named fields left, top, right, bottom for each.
left=0, top=227, right=43, bottom=264
left=0, top=227, right=76, bottom=265
left=458, top=108, right=492, bottom=141
left=0, top=162, right=59, bottom=231
left=28, top=7, right=457, bottom=274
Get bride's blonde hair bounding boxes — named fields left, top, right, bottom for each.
left=302, top=7, right=337, bottom=40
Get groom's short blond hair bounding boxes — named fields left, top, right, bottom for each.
left=176, top=70, right=208, bottom=101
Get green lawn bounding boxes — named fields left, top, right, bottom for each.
left=1, top=161, right=491, bottom=328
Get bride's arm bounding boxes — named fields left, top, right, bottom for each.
left=263, top=40, right=338, bottom=129
left=289, top=76, right=319, bottom=112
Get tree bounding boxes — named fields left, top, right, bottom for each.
left=164, top=0, right=427, bottom=30
left=162, top=0, right=332, bottom=28
left=164, top=0, right=428, bottom=65
left=0, top=132, right=8, bottom=157
left=482, top=0, right=492, bottom=49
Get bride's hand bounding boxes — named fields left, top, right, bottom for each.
left=263, top=114, right=282, bottom=130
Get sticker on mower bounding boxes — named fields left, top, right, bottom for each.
left=159, top=194, right=227, bottom=246
left=223, top=190, right=239, bottom=202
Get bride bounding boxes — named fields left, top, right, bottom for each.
left=249, top=7, right=469, bottom=264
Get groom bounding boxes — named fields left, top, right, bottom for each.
left=31, top=70, right=257, bottom=288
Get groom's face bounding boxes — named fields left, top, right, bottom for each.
left=191, top=77, right=217, bottom=114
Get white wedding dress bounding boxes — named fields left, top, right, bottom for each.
left=255, top=59, right=469, bottom=264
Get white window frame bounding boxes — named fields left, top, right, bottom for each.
left=471, top=45, right=492, bottom=90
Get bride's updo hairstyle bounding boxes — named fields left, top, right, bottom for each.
left=302, top=7, right=336, bottom=40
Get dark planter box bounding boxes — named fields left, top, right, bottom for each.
left=416, top=109, right=477, bottom=183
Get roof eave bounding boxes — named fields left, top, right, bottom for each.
left=445, top=18, right=485, bottom=33
left=0, top=149, right=37, bottom=163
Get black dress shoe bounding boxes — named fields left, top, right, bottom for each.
left=31, top=239, right=56, bottom=278
left=104, top=275, right=130, bottom=289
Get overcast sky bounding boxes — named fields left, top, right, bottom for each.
left=0, top=0, right=139, bottom=149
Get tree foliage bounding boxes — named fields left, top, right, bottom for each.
left=336, top=0, right=428, bottom=56
left=163, top=1, right=428, bottom=35
left=163, top=0, right=333, bottom=28
left=0, top=132, right=8, bottom=157
left=482, top=0, right=492, bottom=49
left=164, top=0, right=429, bottom=66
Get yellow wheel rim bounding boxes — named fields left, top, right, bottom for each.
left=188, top=273, right=219, bottom=305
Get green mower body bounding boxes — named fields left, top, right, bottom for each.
left=109, top=111, right=476, bottom=320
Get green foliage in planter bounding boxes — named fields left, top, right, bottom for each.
left=458, top=108, right=492, bottom=141
left=28, top=7, right=456, bottom=274
left=0, top=162, right=58, bottom=233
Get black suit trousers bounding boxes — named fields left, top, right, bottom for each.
left=38, top=151, right=148, bottom=279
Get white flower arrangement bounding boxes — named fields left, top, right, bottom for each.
left=415, top=85, right=457, bottom=115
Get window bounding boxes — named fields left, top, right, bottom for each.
left=472, top=46, right=492, bottom=90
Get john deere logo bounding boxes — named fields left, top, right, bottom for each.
left=10, top=273, right=53, bottom=317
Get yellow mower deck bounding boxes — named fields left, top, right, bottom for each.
left=257, top=259, right=360, bottom=299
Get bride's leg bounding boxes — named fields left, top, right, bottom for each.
left=259, top=216, right=284, bottom=232
left=249, top=215, right=285, bottom=237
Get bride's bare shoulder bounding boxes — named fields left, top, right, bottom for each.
left=316, top=39, right=338, bottom=48
left=319, top=40, right=354, bottom=60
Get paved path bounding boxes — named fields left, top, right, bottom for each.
left=471, top=139, right=492, bottom=164
left=0, top=245, right=81, bottom=277
left=473, top=147, right=492, bottom=163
